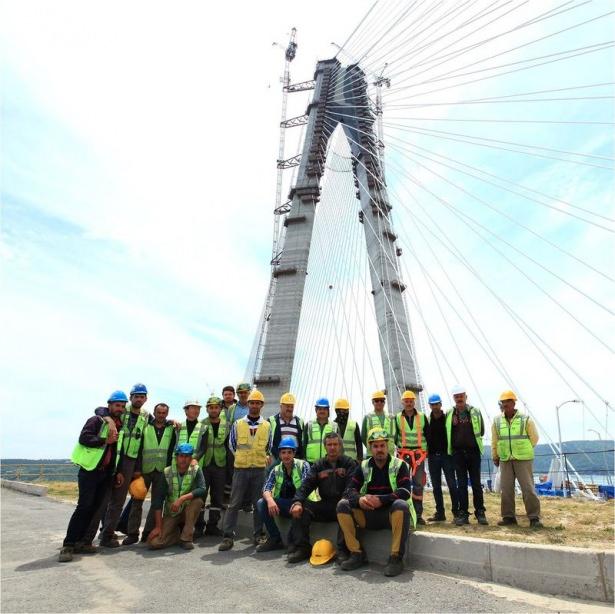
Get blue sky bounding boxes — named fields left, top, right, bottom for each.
left=1, top=1, right=613, bottom=458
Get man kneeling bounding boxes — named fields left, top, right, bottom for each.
left=148, top=443, right=205, bottom=550
left=336, top=429, right=416, bottom=577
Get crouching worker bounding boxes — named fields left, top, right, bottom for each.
left=336, top=430, right=416, bottom=577
left=256, top=437, right=309, bottom=552
left=148, top=443, right=205, bottom=551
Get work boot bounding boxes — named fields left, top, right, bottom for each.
left=497, top=517, right=518, bottom=526
left=58, top=547, right=74, bottom=563
left=476, top=513, right=489, bottom=525
left=256, top=538, right=284, bottom=553
left=341, top=550, right=368, bottom=571
left=335, top=549, right=351, bottom=565
left=427, top=514, right=446, bottom=522
left=287, top=547, right=311, bottom=564
left=286, top=543, right=298, bottom=555
left=253, top=532, right=267, bottom=546
left=100, top=537, right=121, bottom=548
left=218, top=537, right=234, bottom=552
left=384, top=554, right=404, bottom=577
left=204, top=525, right=223, bottom=537
left=529, top=518, right=544, bottom=529
left=180, top=541, right=194, bottom=550
left=455, top=514, right=470, bottom=526
left=416, top=517, right=426, bottom=526
left=74, top=542, right=97, bottom=554
left=122, top=535, right=139, bottom=546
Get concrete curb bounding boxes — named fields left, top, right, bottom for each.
left=237, top=514, right=613, bottom=602
left=1, top=479, right=48, bottom=497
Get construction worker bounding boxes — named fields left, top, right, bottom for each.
left=221, top=385, right=237, bottom=417
left=288, top=432, right=356, bottom=564
left=256, top=437, right=310, bottom=552
left=59, top=391, right=126, bottom=562
left=195, top=396, right=229, bottom=536
left=395, top=390, right=428, bottom=525
left=426, top=394, right=459, bottom=522
left=303, top=398, right=339, bottom=463
left=228, top=382, right=251, bottom=423
left=98, top=383, right=150, bottom=547
left=337, top=430, right=415, bottom=576
left=122, top=402, right=176, bottom=544
left=446, top=385, right=488, bottom=526
left=219, top=389, right=272, bottom=551
left=492, top=391, right=543, bottom=528
left=361, top=390, right=396, bottom=458
left=148, top=443, right=206, bottom=550
left=269, top=393, right=304, bottom=461
left=334, top=398, right=363, bottom=461
left=176, top=399, right=206, bottom=454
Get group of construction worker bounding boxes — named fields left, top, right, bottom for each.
left=60, top=382, right=543, bottom=576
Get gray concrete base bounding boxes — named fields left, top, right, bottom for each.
left=1, top=479, right=48, bottom=497
left=237, top=513, right=613, bottom=603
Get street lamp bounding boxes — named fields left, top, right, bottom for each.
left=556, top=399, right=580, bottom=490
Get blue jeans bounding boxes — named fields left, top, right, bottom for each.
left=256, top=497, right=293, bottom=542
left=428, top=452, right=459, bottom=517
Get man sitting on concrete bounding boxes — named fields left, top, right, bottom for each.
left=336, top=429, right=416, bottom=577
left=148, top=443, right=205, bottom=550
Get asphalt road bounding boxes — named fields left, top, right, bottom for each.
left=0, top=489, right=610, bottom=613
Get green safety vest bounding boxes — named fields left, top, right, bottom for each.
left=305, top=420, right=338, bottom=463
left=176, top=420, right=206, bottom=468
left=395, top=412, right=428, bottom=452
left=359, top=457, right=417, bottom=528
left=121, top=409, right=150, bottom=459
left=495, top=413, right=534, bottom=461
left=364, top=413, right=396, bottom=457
left=141, top=423, right=174, bottom=473
left=227, top=403, right=249, bottom=424
left=163, top=465, right=198, bottom=517
left=201, top=415, right=228, bottom=467
left=339, top=420, right=359, bottom=460
left=71, top=419, right=122, bottom=471
left=445, top=406, right=484, bottom=455
left=271, top=459, right=306, bottom=498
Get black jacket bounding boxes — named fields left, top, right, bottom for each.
left=293, top=455, right=357, bottom=504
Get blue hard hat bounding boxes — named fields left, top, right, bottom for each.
left=108, top=390, right=128, bottom=403
left=428, top=394, right=442, bottom=404
left=315, top=397, right=330, bottom=408
left=279, top=436, right=298, bottom=451
left=130, top=383, right=148, bottom=395
left=176, top=443, right=194, bottom=455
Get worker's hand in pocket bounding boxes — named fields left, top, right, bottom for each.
left=267, top=501, right=280, bottom=517
left=115, top=473, right=124, bottom=488
left=493, top=458, right=500, bottom=467
left=359, top=496, right=374, bottom=511
left=148, top=527, right=161, bottom=542
left=290, top=503, right=303, bottom=519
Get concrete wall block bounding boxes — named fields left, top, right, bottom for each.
left=1, top=479, right=48, bottom=497
left=599, top=551, right=614, bottom=602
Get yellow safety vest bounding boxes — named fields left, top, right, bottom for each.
left=234, top=419, right=270, bottom=469
left=495, top=413, right=534, bottom=461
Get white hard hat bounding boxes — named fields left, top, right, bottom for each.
left=451, top=385, right=466, bottom=395
left=183, top=398, right=202, bottom=409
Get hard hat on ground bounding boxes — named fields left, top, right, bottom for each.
left=206, top=396, right=222, bottom=406
left=315, top=397, right=330, bottom=408
left=401, top=390, right=416, bottom=400
left=130, top=383, right=148, bottom=395
left=280, top=392, right=296, bottom=405
left=334, top=398, right=350, bottom=410
left=183, top=399, right=202, bottom=409
left=108, top=390, right=128, bottom=403
left=367, top=429, right=390, bottom=444
left=499, top=390, right=518, bottom=401
left=428, top=394, right=442, bottom=404
left=248, top=390, right=265, bottom=403
left=451, top=384, right=466, bottom=395
left=371, top=390, right=386, bottom=400
left=236, top=382, right=252, bottom=392
left=310, top=539, right=336, bottom=566
left=129, top=476, right=147, bottom=500
left=176, top=443, right=194, bottom=456
left=278, top=436, right=298, bottom=451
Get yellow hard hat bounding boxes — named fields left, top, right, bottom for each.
left=334, top=398, right=350, bottom=410
left=499, top=390, right=517, bottom=401
left=371, top=390, right=386, bottom=400
left=310, top=539, right=336, bottom=566
left=129, top=476, right=147, bottom=501
left=401, top=390, right=416, bottom=400
left=248, top=389, right=265, bottom=403
left=280, top=392, right=296, bottom=405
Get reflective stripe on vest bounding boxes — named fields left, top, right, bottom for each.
left=445, top=407, right=484, bottom=455
left=272, top=459, right=306, bottom=498
left=340, top=420, right=358, bottom=460
left=202, top=415, right=228, bottom=467
left=359, top=457, right=417, bottom=528
left=163, top=465, right=198, bottom=517
left=365, top=413, right=396, bottom=457
left=141, top=424, right=174, bottom=473
left=71, top=419, right=117, bottom=471
left=234, top=419, right=270, bottom=469
left=121, top=410, right=149, bottom=458
left=495, top=413, right=534, bottom=461
left=395, top=412, right=427, bottom=452
left=176, top=421, right=206, bottom=467
left=305, top=421, right=338, bottom=463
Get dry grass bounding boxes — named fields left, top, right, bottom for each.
left=42, top=481, right=614, bottom=550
